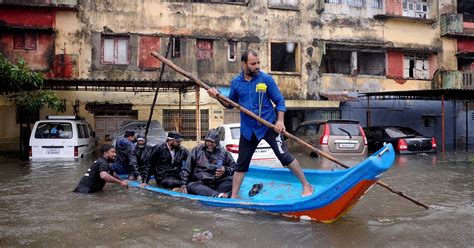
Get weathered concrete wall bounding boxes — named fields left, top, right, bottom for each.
left=321, top=74, right=432, bottom=92
left=0, top=7, right=55, bottom=28
left=0, top=31, right=55, bottom=71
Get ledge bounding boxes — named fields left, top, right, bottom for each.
left=374, top=14, right=436, bottom=24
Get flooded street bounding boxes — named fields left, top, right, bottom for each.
left=0, top=152, right=473, bottom=247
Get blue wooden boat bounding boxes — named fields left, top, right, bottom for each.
left=128, top=143, right=395, bottom=223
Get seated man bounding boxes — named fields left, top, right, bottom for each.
left=112, top=130, right=137, bottom=180
left=146, top=131, right=188, bottom=188
left=130, top=133, right=154, bottom=185
left=74, top=144, right=128, bottom=194
left=179, top=129, right=236, bottom=198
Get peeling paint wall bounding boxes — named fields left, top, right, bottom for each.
left=0, top=32, right=55, bottom=71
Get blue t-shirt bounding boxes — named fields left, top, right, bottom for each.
left=228, top=71, right=286, bottom=141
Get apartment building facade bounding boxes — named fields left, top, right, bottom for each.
left=1, top=0, right=472, bottom=151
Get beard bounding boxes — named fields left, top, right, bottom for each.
left=138, top=144, right=145, bottom=149
left=171, top=143, right=180, bottom=150
left=106, top=156, right=116, bottom=163
left=245, top=68, right=258, bottom=77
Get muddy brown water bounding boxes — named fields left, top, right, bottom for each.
left=0, top=152, right=472, bottom=247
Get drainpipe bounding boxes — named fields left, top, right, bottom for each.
left=466, top=101, right=469, bottom=152
left=196, top=86, right=201, bottom=142
left=366, top=96, right=371, bottom=127
left=178, top=88, right=182, bottom=133
left=442, top=94, right=445, bottom=153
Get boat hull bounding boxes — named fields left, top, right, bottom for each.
left=127, top=143, right=395, bottom=222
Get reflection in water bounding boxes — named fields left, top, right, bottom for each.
left=0, top=152, right=472, bottom=247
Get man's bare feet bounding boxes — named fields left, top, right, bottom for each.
left=302, top=184, right=314, bottom=197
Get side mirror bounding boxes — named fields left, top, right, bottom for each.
left=91, top=131, right=96, bottom=137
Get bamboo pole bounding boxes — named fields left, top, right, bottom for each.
left=151, top=52, right=430, bottom=209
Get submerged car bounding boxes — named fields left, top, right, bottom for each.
left=111, top=120, right=167, bottom=147
left=363, top=126, right=437, bottom=154
left=215, top=123, right=281, bottom=167
left=287, top=119, right=368, bottom=158
left=29, top=115, right=97, bottom=160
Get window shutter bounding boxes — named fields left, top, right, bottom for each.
left=116, top=39, right=129, bottom=64
left=103, top=39, right=115, bottom=63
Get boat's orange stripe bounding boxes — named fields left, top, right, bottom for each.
left=285, top=180, right=376, bottom=223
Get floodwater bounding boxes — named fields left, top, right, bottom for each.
left=0, top=151, right=473, bottom=247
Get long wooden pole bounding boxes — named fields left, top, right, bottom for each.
left=151, top=52, right=430, bottom=209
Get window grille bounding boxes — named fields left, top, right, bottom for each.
left=163, top=109, right=209, bottom=140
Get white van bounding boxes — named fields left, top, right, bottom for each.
left=29, top=116, right=97, bottom=160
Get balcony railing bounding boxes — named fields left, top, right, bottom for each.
left=463, top=72, right=474, bottom=90
left=441, top=13, right=474, bottom=37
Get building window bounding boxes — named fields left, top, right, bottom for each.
left=322, top=49, right=386, bottom=76
left=404, top=53, right=430, bottom=79
left=101, top=36, right=130, bottom=65
left=270, top=42, right=299, bottom=73
left=163, top=109, right=209, bottom=140
left=347, top=0, right=364, bottom=8
left=372, top=0, right=382, bottom=8
left=458, top=0, right=474, bottom=23
left=269, top=0, right=299, bottom=8
left=13, top=32, right=37, bottom=50
left=358, top=52, right=386, bottom=76
left=196, top=39, right=213, bottom=60
left=322, top=110, right=341, bottom=120
left=321, top=50, right=352, bottom=74
left=228, top=40, right=237, bottom=61
left=403, top=0, right=428, bottom=18
left=172, top=37, right=181, bottom=58
left=324, top=0, right=341, bottom=3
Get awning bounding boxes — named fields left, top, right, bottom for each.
left=285, top=100, right=339, bottom=109
left=319, top=92, right=359, bottom=102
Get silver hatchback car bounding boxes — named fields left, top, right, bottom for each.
left=286, top=120, right=368, bottom=158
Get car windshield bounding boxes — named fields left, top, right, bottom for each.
left=329, top=123, right=361, bottom=136
left=385, top=127, right=420, bottom=138
left=34, top=122, right=73, bottom=139
left=230, top=127, right=240, bottom=140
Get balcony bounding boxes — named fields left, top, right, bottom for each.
left=433, top=70, right=462, bottom=90
left=441, top=13, right=474, bottom=37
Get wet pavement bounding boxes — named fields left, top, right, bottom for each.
left=0, top=152, right=473, bottom=247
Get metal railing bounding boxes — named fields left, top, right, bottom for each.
left=462, top=72, right=474, bottom=90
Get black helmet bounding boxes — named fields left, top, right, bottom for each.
left=204, top=129, right=220, bottom=146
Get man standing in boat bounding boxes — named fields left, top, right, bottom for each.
left=74, top=144, right=129, bottom=193
left=178, top=129, right=235, bottom=198
left=207, top=49, right=314, bottom=199
left=145, top=131, right=189, bottom=188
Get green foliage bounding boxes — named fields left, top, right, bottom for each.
left=0, top=53, right=64, bottom=112
left=15, top=90, right=65, bottom=112
left=0, top=54, right=43, bottom=91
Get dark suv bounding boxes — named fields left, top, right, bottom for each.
left=287, top=120, right=368, bottom=157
